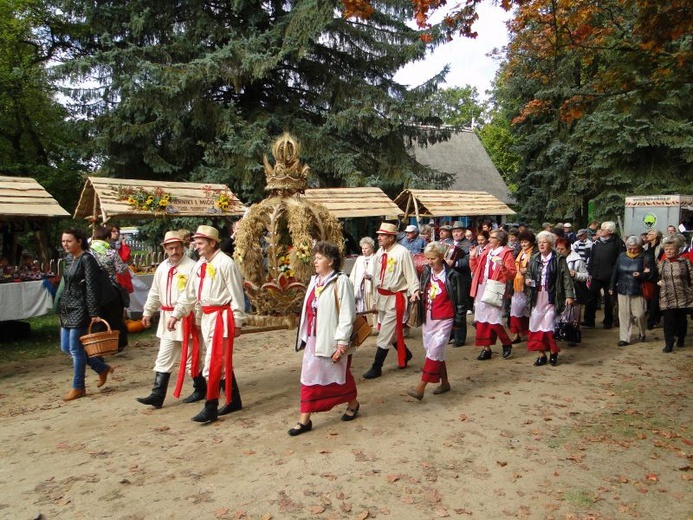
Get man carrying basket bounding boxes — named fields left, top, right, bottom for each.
left=137, top=230, right=202, bottom=409
left=167, top=225, right=246, bottom=423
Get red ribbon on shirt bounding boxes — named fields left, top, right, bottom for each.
left=379, top=253, right=387, bottom=284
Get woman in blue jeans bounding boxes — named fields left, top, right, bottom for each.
left=59, top=228, right=114, bottom=401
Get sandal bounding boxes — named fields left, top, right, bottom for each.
left=406, top=388, right=424, bottom=401
left=341, top=403, right=360, bottom=422
left=287, top=420, right=312, bottom=436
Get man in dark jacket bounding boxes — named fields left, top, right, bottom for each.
left=583, top=221, right=625, bottom=329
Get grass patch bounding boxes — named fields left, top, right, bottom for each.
left=0, top=312, right=62, bottom=362
left=563, top=490, right=594, bottom=507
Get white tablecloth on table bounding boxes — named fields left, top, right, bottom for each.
left=0, top=281, right=53, bottom=321
left=128, top=274, right=154, bottom=316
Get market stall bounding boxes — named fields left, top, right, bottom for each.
left=0, top=176, right=70, bottom=322
left=302, top=187, right=402, bottom=219
left=393, top=189, right=515, bottom=226
left=73, top=177, right=247, bottom=222
left=73, top=176, right=248, bottom=317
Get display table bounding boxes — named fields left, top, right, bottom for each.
left=128, top=274, right=154, bottom=317
left=0, top=280, right=53, bottom=321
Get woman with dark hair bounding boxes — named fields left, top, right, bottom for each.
left=91, top=226, right=129, bottom=351
left=658, top=234, right=693, bottom=353
left=556, top=236, right=589, bottom=339
left=58, top=228, right=114, bottom=401
left=406, top=242, right=466, bottom=400
left=525, top=231, right=575, bottom=366
left=470, top=229, right=517, bottom=360
left=474, top=230, right=490, bottom=257
left=289, top=241, right=360, bottom=436
left=509, top=230, right=535, bottom=344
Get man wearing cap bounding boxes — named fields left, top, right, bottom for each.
left=563, top=223, right=577, bottom=244
left=137, top=231, right=201, bottom=409
left=571, top=229, right=593, bottom=263
left=167, top=225, right=247, bottom=423
left=439, top=224, right=453, bottom=245
left=363, top=222, right=420, bottom=379
left=398, top=224, right=427, bottom=254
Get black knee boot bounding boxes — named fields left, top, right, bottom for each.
left=363, top=347, right=389, bottom=379
left=191, top=399, right=218, bottom=423
left=183, top=374, right=207, bottom=403
left=219, top=373, right=242, bottom=415
left=136, top=372, right=171, bottom=409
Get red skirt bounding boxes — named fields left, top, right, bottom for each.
left=300, top=357, right=357, bottom=413
left=474, top=321, right=511, bottom=347
left=509, top=316, right=529, bottom=335
left=527, top=330, right=559, bottom=353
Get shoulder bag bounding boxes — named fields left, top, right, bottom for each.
left=481, top=279, right=506, bottom=307
left=333, top=280, right=372, bottom=347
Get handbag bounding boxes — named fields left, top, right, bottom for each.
left=333, top=280, right=372, bottom=348
left=481, top=278, right=506, bottom=307
left=641, top=281, right=655, bottom=300
left=554, top=305, right=581, bottom=343
left=406, top=298, right=422, bottom=328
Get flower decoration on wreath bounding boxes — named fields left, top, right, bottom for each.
left=202, top=185, right=236, bottom=214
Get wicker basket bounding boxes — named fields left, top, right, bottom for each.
left=80, top=319, right=120, bottom=357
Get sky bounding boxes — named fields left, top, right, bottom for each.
left=394, top=3, right=513, bottom=98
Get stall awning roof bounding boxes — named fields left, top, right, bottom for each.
left=74, top=177, right=247, bottom=222
left=0, top=175, right=70, bottom=218
left=394, top=189, right=515, bottom=217
left=302, top=187, right=402, bottom=218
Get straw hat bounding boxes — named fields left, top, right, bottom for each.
left=161, top=230, right=184, bottom=246
left=376, top=222, right=398, bottom=235
left=192, top=225, right=220, bottom=243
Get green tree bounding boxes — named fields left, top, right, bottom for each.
left=428, top=85, right=485, bottom=128
left=492, top=0, right=693, bottom=226
left=52, top=0, right=457, bottom=202
left=0, top=0, right=87, bottom=210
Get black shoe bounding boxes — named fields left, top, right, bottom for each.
left=549, top=353, right=558, bottom=366
left=288, top=420, right=312, bottom=436
left=399, top=346, right=413, bottom=368
left=662, top=344, right=674, bottom=353
left=534, top=355, right=548, bottom=366
left=218, top=401, right=242, bottom=416
left=502, top=345, right=512, bottom=359
left=341, top=403, right=360, bottom=422
left=581, top=322, right=594, bottom=329
left=136, top=372, right=170, bottom=409
left=511, top=337, right=522, bottom=344
left=617, top=341, right=629, bottom=347
left=183, top=375, right=207, bottom=403
left=638, top=334, right=646, bottom=342
left=603, top=324, right=613, bottom=330
left=453, top=342, right=465, bottom=348
left=477, top=349, right=492, bottom=361
left=191, top=399, right=218, bottom=423
left=362, top=365, right=382, bottom=379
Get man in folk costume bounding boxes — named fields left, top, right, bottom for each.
left=167, top=225, right=246, bottom=423
left=363, top=222, right=420, bottom=379
left=137, top=231, right=202, bottom=408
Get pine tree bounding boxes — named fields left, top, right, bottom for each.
left=53, top=0, right=455, bottom=201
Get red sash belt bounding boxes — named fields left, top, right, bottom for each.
left=161, top=305, right=174, bottom=311
left=202, top=304, right=234, bottom=404
left=377, top=288, right=407, bottom=367
left=173, top=312, right=200, bottom=399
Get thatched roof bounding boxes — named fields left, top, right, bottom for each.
left=414, top=130, right=514, bottom=205
left=394, top=189, right=515, bottom=218
left=0, top=175, right=70, bottom=218
left=73, top=177, right=247, bottom=222
left=302, top=187, right=402, bottom=219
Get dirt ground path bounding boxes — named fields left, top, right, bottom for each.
left=0, top=314, right=691, bottom=520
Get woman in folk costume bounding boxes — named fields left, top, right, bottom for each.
left=406, top=242, right=466, bottom=400
left=469, top=229, right=517, bottom=360
left=137, top=231, right=201, bottom=409
left=524, top=231, right=575, bottom=366
left=349, top=236, right=377, bottom=327
left=168, top=225, right=246, bottom=423
left=509, top=230, right=535, bottom=344
left=289, top=241, right=360, bottom=436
